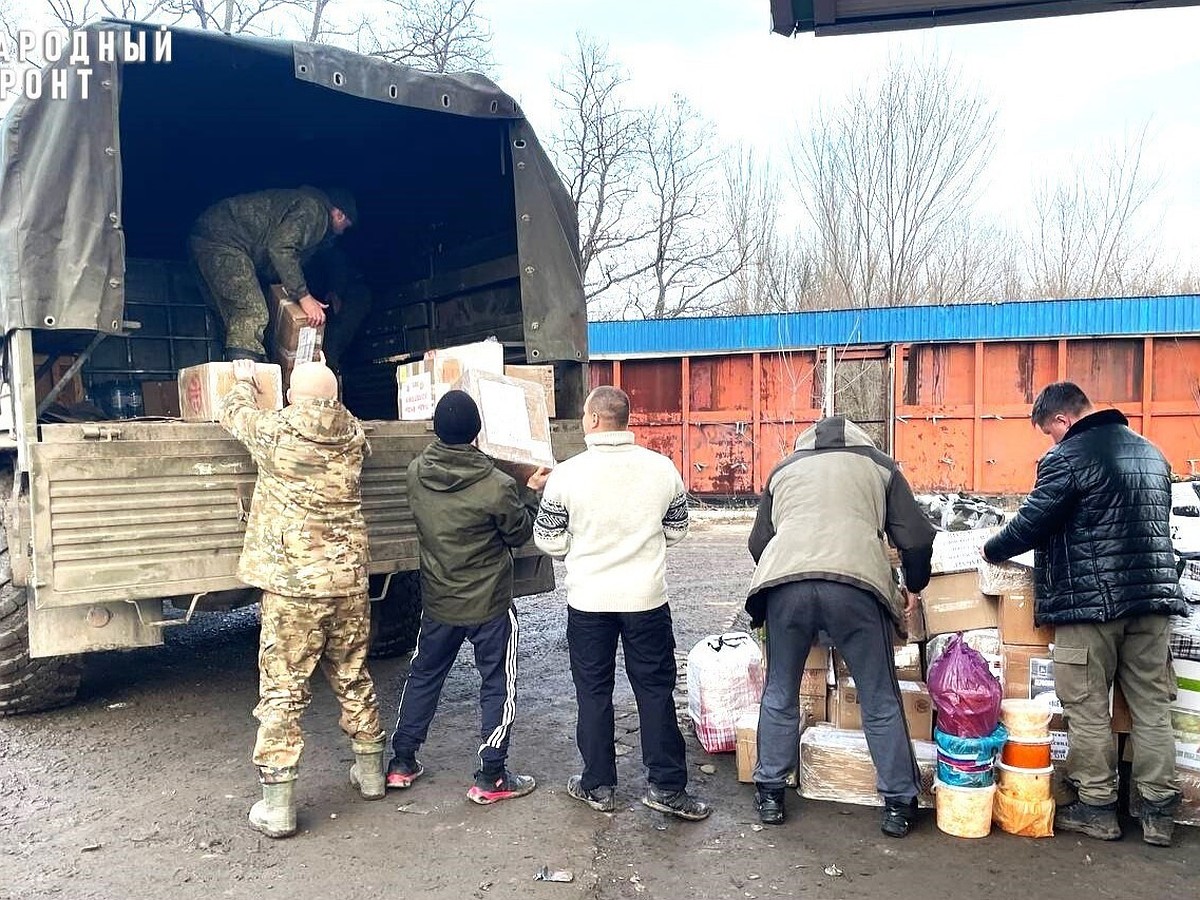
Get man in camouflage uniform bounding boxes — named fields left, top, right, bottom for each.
left=220, top=357, right=385, bottom=839
left=188, top=187, right=358, bottom=362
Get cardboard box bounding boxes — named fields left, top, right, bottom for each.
left=140, top=380, right=180, bottom=418
left=396, top=360, right=445, bottom=421
left=736, top=715, right=758, bottom=783
left=33, top=353, right=84, bottom=407
left=998, top=592, right=1055, bottom=647
left=921, top=572, right=999, bottom=635
left=456, top=368, right=556, bottom=470
left=801, top=690, right=828, bottom=723
left=267, top=285, right=324, bottom=372
left=833, top=645, right=923, bottom=683
left=178, top=362, right=283, bottom=422
left=394, top=339, right=506, bottom=422
left=504, top=364, right=556, bottom=418
left=830, top=678, right=934, bottom=741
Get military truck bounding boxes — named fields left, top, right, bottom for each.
left=0, top=21, right=589, bottom=715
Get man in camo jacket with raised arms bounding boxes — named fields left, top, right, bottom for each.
left=221, top=357, right=385, bottom=839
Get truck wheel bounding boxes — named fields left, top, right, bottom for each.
left=368, top=571, right=421, bottom=659
left=0, top=542, right=83, bottom=716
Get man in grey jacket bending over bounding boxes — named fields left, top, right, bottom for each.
left=746, top=416, right=935, bottom=836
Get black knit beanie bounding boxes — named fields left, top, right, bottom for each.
left=433, top=390, right=481, bottom=445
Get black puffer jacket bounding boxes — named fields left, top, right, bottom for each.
left=983, top=409, right=1183, bottom=626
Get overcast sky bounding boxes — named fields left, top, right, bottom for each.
left=484, top=1, right=1200, bottom=272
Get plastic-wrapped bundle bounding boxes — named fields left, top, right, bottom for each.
left=798, top=725, right=937, bottom=808
left=686, top=632, right=765, bottom=753
left=977, top=560, right=1035, bottom=596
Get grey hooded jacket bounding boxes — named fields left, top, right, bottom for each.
left=744, top=417, right=936, bottom=631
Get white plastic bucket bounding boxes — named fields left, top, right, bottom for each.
left=995, top=761, right=1054, bottom=802
left=934, top=780, right=996, bottom=838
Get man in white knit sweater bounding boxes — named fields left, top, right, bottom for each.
left=534, top=386, right=710, bottom=821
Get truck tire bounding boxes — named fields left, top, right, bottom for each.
left=368, top=571, right=421, bottom=659
left=0, top=541, right=84, bottom=716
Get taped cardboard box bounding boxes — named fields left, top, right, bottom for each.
left=394, top=338, right=506, bottom=422
left=922, top=572, right=999, bottom=635
left=457, top=368, right=556, bottom=472
left=830, top=678, right=934, bottom=741
left=799, top=725, right=937, bottom=808
left=998, top=592, right=1055, bottom=647
left=267, top=285, right=324, bottom=373
left=504, top=365, right=556, bottom=418
left=178, top=362, right=283, bottom=422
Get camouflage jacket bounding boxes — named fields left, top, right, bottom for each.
left=219, top=380, right=371, bottom=598
left=189, top=187, right=337, bottom=299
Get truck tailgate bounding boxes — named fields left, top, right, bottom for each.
left=29, top=419, right=583, bottom=609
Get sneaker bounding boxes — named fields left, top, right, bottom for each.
left=881, top=798, right=918, bottom=838
left=642, top=786, right=711, bottom=821
left=1140, top=796, right=1179, bottom=847
left=1055, top=800, right=1121, bottom=841
left=567, top=775, right=616, bottom=813
left=385, top=757, right=425, bottom=790
left=467, top=769, right=537, bottom=805
left=754, top=787, right=785, bottom=826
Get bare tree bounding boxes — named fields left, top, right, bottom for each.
left=548, top=33, right=649, bottom=307
left=923, top=217, right=1024, bottom=304
left=717, top=145, right=827, bottom=314
left=793, top=52, right=997, bottom=309
left=356, top=0, right=494, bottom=73
left=1025, top=126, right=1166, bottom=299
left=622, top=94, right=749, bottom=319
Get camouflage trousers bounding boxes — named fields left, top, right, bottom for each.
left=253, top=590, right=384, bottom=783
left=188, top=235, right=271, bottom=359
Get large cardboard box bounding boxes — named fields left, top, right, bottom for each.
left=831, top=678, right=934, bottom=741
left=267, top=285, right=324, bottom=376
left=457, top=368, right=556, bottom=471
left=141, top=380, right=181, bottom=418
left=504, top=364, right=556, bottom=418
left=178, top=363, right=283, bottom=422
left=921, top=572, right=999, bottom=635
left=998, top=592, right=1055, bottom=647
left=395, top=339, right=506, bottom=422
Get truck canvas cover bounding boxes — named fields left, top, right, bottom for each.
left=0, top=20, right=587, bottom=363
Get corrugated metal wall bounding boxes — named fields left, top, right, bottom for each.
left=589, top=335, right=1200, bottom=497
left=588, top=295, right=1200, bottom=357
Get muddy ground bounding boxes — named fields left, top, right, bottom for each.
left=1, top=516, right=1196, bottom=900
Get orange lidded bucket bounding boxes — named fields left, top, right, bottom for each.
left=1000, top=736, right=1052, bottom=770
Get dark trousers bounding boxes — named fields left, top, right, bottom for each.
left=755, top=580, right=921, bottom=802
left=390, top=608, right=519, bottom=775
left=567, top=604, right=688, bottom=793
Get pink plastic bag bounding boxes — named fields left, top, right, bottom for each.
left=927, top=633, right=1002, bottom=738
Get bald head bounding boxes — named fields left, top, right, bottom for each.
left=287, top=361, right=339, bottom=403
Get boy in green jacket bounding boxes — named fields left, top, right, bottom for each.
left=387, top=390, right=549, bottom=803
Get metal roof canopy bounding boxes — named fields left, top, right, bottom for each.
left=769, top=0, right=1200, bottom=36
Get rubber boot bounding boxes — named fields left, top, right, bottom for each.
left=249, top=780, right=297, bottom=838
left=349, top=739, right=386, bottom=800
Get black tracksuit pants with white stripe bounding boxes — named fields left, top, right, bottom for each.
left=390, top=607, right=519, bottom=776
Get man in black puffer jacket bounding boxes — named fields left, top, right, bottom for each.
left=984, top=382, right=1184, bottom=847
